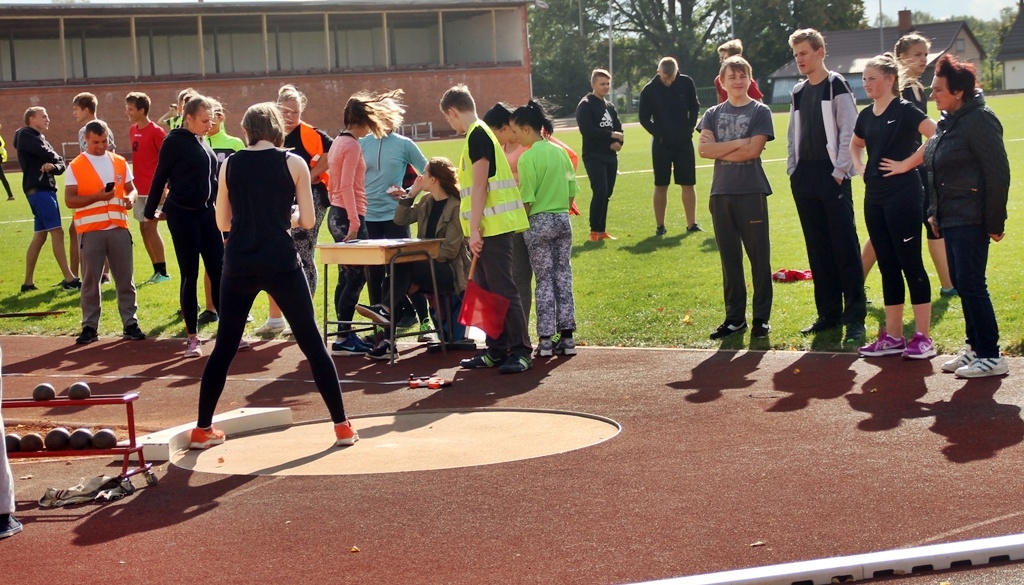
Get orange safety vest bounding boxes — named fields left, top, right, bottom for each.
left=70, top=152, right=130, bottom=233
left=299, top=121, right=330, bottom=185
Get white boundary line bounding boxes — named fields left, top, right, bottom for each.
left=629, top=533, right=1024, bottom=584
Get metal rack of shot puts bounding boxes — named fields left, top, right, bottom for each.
left=4, top=392, right=156, bottom=486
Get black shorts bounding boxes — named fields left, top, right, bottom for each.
left=652, top=139, right=696, bottom=186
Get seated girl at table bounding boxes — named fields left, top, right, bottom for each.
left=356, top=157, right=470, bottom=359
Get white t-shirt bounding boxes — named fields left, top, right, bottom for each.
left=65, top=152, right=134, bottom=187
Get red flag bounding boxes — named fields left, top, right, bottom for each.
left=459, top=255, right=510, bottom=339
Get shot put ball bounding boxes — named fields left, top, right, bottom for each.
left=20, top=433, right=44, bottom=452
left=69, top=428, right=93, bottom=450
left=32, top=382, right=56, bottom=401
left=44, top=427, right=71, bottom=451
left=91, top=428, right=117, bottom=450
left=68, top=381, right=92, bottom=400
left=4, top=433, right=20, bottom=453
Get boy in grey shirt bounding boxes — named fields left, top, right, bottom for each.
left=697, top=55, right=775, bottom=340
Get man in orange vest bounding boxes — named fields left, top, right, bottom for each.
left=64, top=120, right=146, bottom=345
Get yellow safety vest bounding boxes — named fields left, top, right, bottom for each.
left=70, top=152, right=130, bottom=233
left=458, top=120, right=529, bottom=237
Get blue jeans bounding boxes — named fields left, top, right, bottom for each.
left=943, top=225, right=1000, bottom=358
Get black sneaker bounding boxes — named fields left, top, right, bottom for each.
left=752, top=319, right=771, bottom=339
left=498, top=353, right=533, bottom=374
left=0, top=514, right=23, bottom=539
left=655, top=225, right=667, bottom=237
left=61, top=278, right=82, bottom=291
left=845, top=322, right=866, bottom=344
left=20, top=283, right=37, bottom=293
left=396, top=312, right=418, bottom=329
left=800, top=319, right=840, bottom=335
left=366, top=339, right=397, bottom=360
left=122, top=324, right=147, bottom=340
left=76, top=326, right=99, bottom=344
left=686, top=223, right=704, bottom=233
left=356, top=304, right=391, bottom=325
left=709, top=321, right=747, bottom=340
left=460, top=351, right=503, bottom=369
left=100, top=274, right=111, bottom=285
left=197, top=310, right=219, bottom=325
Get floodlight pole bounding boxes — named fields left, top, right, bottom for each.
left=879, top=0, right=885, bottom=53
left=730, top=0, right=734, bottom=38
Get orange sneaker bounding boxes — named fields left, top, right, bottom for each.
left=598, top=232, right=617, bottom=240
left=189, top=426, right=226, bottom=449
left=334, top=420, right=359, bottom=446
left=588, top=231, right=601, bottom=242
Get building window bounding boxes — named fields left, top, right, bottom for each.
left=956, top=38, right=965, bottom=53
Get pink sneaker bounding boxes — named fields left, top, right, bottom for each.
left=902, top=332, right=936, bottom=359
left=858, top=332, right=906, bottom=357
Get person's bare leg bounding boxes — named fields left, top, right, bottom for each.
left=140, top=220, right=166, bottom=265
left=48, top=227, right=75, bottom=282
left=681, top=185, right=697, bottom=228
left=928, top=239, right=954, bottom=290
left=68, top=224, right=79, bottom=278
left=653, top=185, right=669, bottom=227
left=24, top=232, right=48, bottom=286
left=911, top=302, right=931, bottom=337
left=862, top=239, right=877, bottom=278
left=268, top=295, right=283, bottom=320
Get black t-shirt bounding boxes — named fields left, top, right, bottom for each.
left=854, top=98, right=928, bottom=200
left=798, top=79, right=829, bottom=161
left=284, top=125, right=333, bottom=164
left=424, top=198, right=447, bottom=239
left=467, top=126, right=496, bottom=179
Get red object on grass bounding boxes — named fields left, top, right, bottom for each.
left=459, top=255, right=510, bottom=339
left=772, top=269, right=813, bottom=282
left=569, top=201, right=581, bottom=216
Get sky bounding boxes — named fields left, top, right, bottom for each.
left=1, top=0, right=1019, bottom=24
left=868, top=0, right=1018, bottom=22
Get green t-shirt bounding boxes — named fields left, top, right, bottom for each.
left=517, top=139, right=578, bottom=216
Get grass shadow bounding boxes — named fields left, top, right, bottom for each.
left=620, top=234, right=684, bottom=255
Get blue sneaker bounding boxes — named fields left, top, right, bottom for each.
left=331, top=333, right=371, bottom=356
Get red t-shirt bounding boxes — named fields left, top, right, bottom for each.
left=715, top=76, right=764, bottom=103
left=129, top=121, right=166, bottom=195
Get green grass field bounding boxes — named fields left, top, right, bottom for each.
left=1, top=95, right=1021, bottom=354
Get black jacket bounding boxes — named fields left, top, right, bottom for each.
left=924, top=91, right=1009, bottom=235
left=638, top=73, right=700, bottom=146
left=145, top=128, right=218, bottom=218
left=575, top=93, right=623, bottom=158
left=12, top=126, right=65, bottom=193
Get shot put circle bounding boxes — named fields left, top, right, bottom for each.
left=174, top=408, right=621, bottom=477
left=68, top=381, right=92, bottom=399
left=20, top=433, right=44, bottom=452
left=45, top=427, right=71, bottom=451
left=32, top=383, right=56, bottom=401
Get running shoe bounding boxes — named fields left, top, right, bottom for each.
left=237, top=338, right=251, bottom=351
left=655, top=225, right=667, bottom=237
left=334, top=420, right=359, bottom=446
left=197, top=310, right=219, bottom=326
left=460, top=351, right=503, bottom=369
left=0, top=515, right=23, bottom=539
left=940, top=287, right=958, bottom=297
left=902, top=332, right=936, bottom=360
left=498, top=353, right=533, bottom=374
left=76, top=326, right=99, bottom=344
left=189, top=426, right=225, bottom=449
left=366, top=339, right=397, bottom=360
left=184, top=336, right=203, bottom=358
left=709, top=321, right=747, bottom=340
left=752, top=319, right=771, bottom=339
left=597, top=232, right=617, bottom=240
left=122, top=324, right=147, bottom=341
left=20, top=283, right=37, bottom=293
left=145, top=272, right=172, bottom=285
left=555, top=337, right=577, bottom=356
left=331, top=333, right=371, bottom=356
left=253, top=319, right=286, bottom=334
left=417, top=321, right=437, bottom=343
left=61, top=278, right=82, bottom=291
left=686, top=224, right=704, bottom=233
left=941, top=346, right=977, bottom=373
left=955, top=356, right=1009, bottom=378
left=536, top=338, right=555, bottom=357
left=356, top=304, right=391, bottom=325
left=858, top=332, right=906, bottom=357
left=100, top=274, right=111, bottom=285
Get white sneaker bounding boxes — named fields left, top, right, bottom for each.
left=253, top=319, right=286, bottom=334
left=955, top=357, right=1009, bottom=378
left=941, top=346, right=977, bottom=373
left=184, top=336, right=203, bottom=358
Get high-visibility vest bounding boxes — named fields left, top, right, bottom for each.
left=70, top=152, right=130, bottom=233
left=458, top=120, right=529, bottom=237
left=299, top=122, right=330, bottom=185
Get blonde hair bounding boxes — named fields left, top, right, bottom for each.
left=344, top=89, right=405, bottom=138
left=789, top=28, right=825, bottom=51
left=658, top=57, right=678, bottom=76
left=718, top=39, right=744, bottom=57
left=591, top=68, right=610, bottom=82
left=894, top=33, right=932, bottom=90
left=241, top=102, right=286, bottom=147
left=864, top=53, right=901, bottom=97
left=277, top=84, right=307, bottom=112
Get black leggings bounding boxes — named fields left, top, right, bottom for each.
left=864, top=195, right=931, bottom=307
left=197, top=267, right=347, bottom=428
left=165, top=204, right=223, bottom=335
left=0, top=165, right=12, bottom=198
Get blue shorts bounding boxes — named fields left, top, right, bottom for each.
left=27, top=190, right=63, bottom=232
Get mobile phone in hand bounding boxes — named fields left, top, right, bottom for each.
left=105, top=182, right=115, bottom=192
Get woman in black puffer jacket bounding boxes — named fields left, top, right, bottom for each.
left=924, top=54, right=1010, bottom=379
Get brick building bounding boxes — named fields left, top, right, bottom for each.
left=0, top=0, right=532, bottom=167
